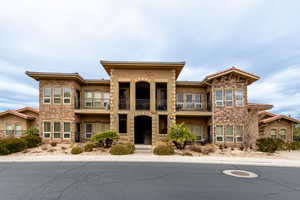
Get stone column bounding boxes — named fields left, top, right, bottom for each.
left=150, top=81, right=156, bottom=112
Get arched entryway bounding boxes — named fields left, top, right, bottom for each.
left=136, top=81, right=150, bottom=110
left=134, top=115, right=152, bottom=144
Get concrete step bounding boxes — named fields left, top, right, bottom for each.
left=135, top=145, right=152, bottom=152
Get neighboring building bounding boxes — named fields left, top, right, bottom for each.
left=24, top=61, right=297, bottom=146
left=258, top=112, right=300, bottom=142
left=0, top=107, right=39, bottom=138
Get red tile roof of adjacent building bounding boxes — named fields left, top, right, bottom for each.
left=0, top=110, right=36, bottom=120
left=260, top=114, right=300, bottom=124
left=16, top=106, right=39, bottom=114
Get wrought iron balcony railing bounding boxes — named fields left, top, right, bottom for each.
left=176, top=102, right=206, bottom=111
left=77, top=98, right=110, bottom=110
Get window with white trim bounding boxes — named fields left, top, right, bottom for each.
left=270, top=129, right=277, bottom=139
left=225, top=89, right=233, bottom=106
left=85, top=123, right=93, bottom=138
left=186, top=124, right=203, bottom=141
left=215, top=89, right=224, bottom=106
left=63, top=88, right=71, bottom=104
left=63, top=122, right=71, bottom=139
left=43, top=88, right=51, bottom=104
left=53, top=122, right=61, bottom=138
left=43, top=122, right=51, bottom=138
left=54, top=88, right=61, bottom=104
left=195, top=94, right=202, bottom=109
left=185, top=94, right=194, bottom=109
left=225, top=125, right=234, bottom=142
left=103, top=93, right=110, bottom=110
left=15, top=124, right=22, bottom=137
left=5, top=124, right=13, bottom=135
left=235, top=125, right=244, bottom=142
left=279, top=129, right=286, bottom=140
left=216, top=125, right=224, bottom=142
left=85, top=92, right=93, bottom=108
left=235, top=89, right=244, bottom=106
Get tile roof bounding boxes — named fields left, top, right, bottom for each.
left=260, top=115, right=300, bottom=124
left=16, top=106, right=39, bottom=114
left=247, top=103, right=273, bottom=111
left=0, top=110, right=36, bottom=120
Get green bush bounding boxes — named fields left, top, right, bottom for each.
left=153, top=144, right=174, bottom=155
left=110, top=143, right=135, bottom=155
left=84, top=143, right=94, bottom=152
left=286, top=141, right=300, bottom=150
left=167, top=123, right=196, bottom=150
left=256, top=138, right=279, bottom=153
left=91, top=131, right=120, bottom=148
left=21, top=135, right=42, bottom=148
left=25, top=127, right=40, bottom=136
left=71, top=146, right=83, bottom=154
left=1, top=138, right=27, bottom=153
left=0, top=143, right=9, bottom=155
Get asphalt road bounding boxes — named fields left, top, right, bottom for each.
left=0, top=162, right=299, bottom=200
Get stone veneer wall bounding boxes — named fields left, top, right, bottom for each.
left=110, top=68, right=176, bottom=145
left=259, top=120, right=294, bottom=142
left=211, top=75, right=249, bottom=146
left=39, top=80, right=80, bottom=143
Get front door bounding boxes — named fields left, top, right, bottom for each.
left=75, top=123, right=81, bottom=143
left=134, top=116, right=152, bottom=145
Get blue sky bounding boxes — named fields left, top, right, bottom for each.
left=0, top=0, right=299, bottom=118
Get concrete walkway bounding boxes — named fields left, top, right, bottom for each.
left=1, top=153, right=300, bottom=167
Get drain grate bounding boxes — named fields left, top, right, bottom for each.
left=222, top=170, right=258, bottom=178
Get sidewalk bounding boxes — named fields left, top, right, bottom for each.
left=1, top=153, right=300, bottom=168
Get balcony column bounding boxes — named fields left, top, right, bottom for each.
left=150, top=81, right=156, bottom=112
left=130, top=80, right=135, bottom=111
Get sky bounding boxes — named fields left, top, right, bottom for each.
left=0, top=0, right=299, bottom=118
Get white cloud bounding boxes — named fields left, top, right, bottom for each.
left=0, top=78, right=38, bottom=97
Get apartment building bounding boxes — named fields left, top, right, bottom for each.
left=24, top=61, right=299, bottom=146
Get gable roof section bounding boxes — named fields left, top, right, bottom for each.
left=258, top=111, right=276, bottom=117
left=16, top=106, right=39, bottom=114
left=0, top=110, right=36, bottom=120
left=100, top=60, right=185, bottom=79
left=204, top=67, right=260, bottom=84
left=260, top=114, right=300, bottom=124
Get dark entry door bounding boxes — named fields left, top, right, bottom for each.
left=75, top=123, right=81, bottom=143
left=134, top=116, right=152, bottom=145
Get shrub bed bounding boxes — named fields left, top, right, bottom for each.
left=71, top=146, right=83, bottom=154
left=153, top=144, right=174, bottom=155
left=21, top=135, right=42, bottom=148
left=110, top=143, right=135, bottom=155
left=256, top=138, right=280, bottom=153
left=84, top=143, right=94, bottom=152
left=190, top=144, right=216, bottom=155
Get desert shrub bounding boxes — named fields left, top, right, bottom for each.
left=239, top=145, right=244, bottom=151
left=123, top=143, right=135, bottom=154
left=21, top=135, right=42, bottom=148
left=0, top=143, right=9, bottom=155
left=25, top=126, right=40, bottom=136
left=84, top=143, right=94, bottom=152
left=274, top=139, right=285, bottom=150
left=190, top=144, right=216, bottom=155
left=0, top=138, right=27, bottom=153
left=182, top=152, right=193, bottom=156
left=50, top=141, right=57, bottom=147
left=153, top=144, right=174, bottom=155
left=167, top=123, right=196, bottom=150
left=256, top=138, right=279, bottom=153
left=91, top=131, right=120, bottom=148
left=71, top=146, right=83, bottom=154
left=289, top=141, right=300, bottom=150
left=110, top=144, right=132, bottom=155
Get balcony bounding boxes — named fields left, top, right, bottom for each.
left=75, top=98, right=110, bottom=115
left=156, top=99, right=167, bottom=111
left=119, top=98, right=130, bottom=110
left=176, top=102, right=212, bottom=116
left=136, top=99, right=150, bottom=110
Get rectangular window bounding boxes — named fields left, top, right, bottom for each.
left=103, top=93, right=110, bottom=110
left=54, top=122, right=61, bottom=138
left=186, top=124, right=203, bottom=141
left=270, top=129, right=277, bottom=139
left=15, top=125, right=22, bottom=137
left=54, top=88, right=61, bottom=104
left=225, top=125, right=234, bottom=142
left=85, top=92, right=93, bottom=108
left=176, top=94, right=184, bottom=103
left=43, top=88, right=51, bottom=104
left=216, top=125, right=224, bottom=142
left=43, top=122, right=51, bottom=138
left=119, top=114, right=127, bottom=134
left=159, top=115, right=168, bottom=134
left=5, top=124, right=13, bottom=135
left=279, top=129, right=286, bottom=140
left=94, top=92, right=101, bottom=108
left=195, top=94, right=202, bottom=110
left=225, top=89, right=233, bottom=106
left=235, top=89, right=244, bottom=106
left=85, top=123, right=93, bottom=138
left=63, top=88, right=71, bottom=104
left=185, top=94, right=194, bottom=109
left=63, top=122, right=71, bottom=139
left=215, top=89, right=224, bottom=106
left=235, top=125, right=244, bottom=142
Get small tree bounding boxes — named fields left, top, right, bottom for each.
left=25, top=127, right=39, bottom=136
left=167, top=123, right=196, bottom=150
left=91, top=130, right=120, bottom=148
